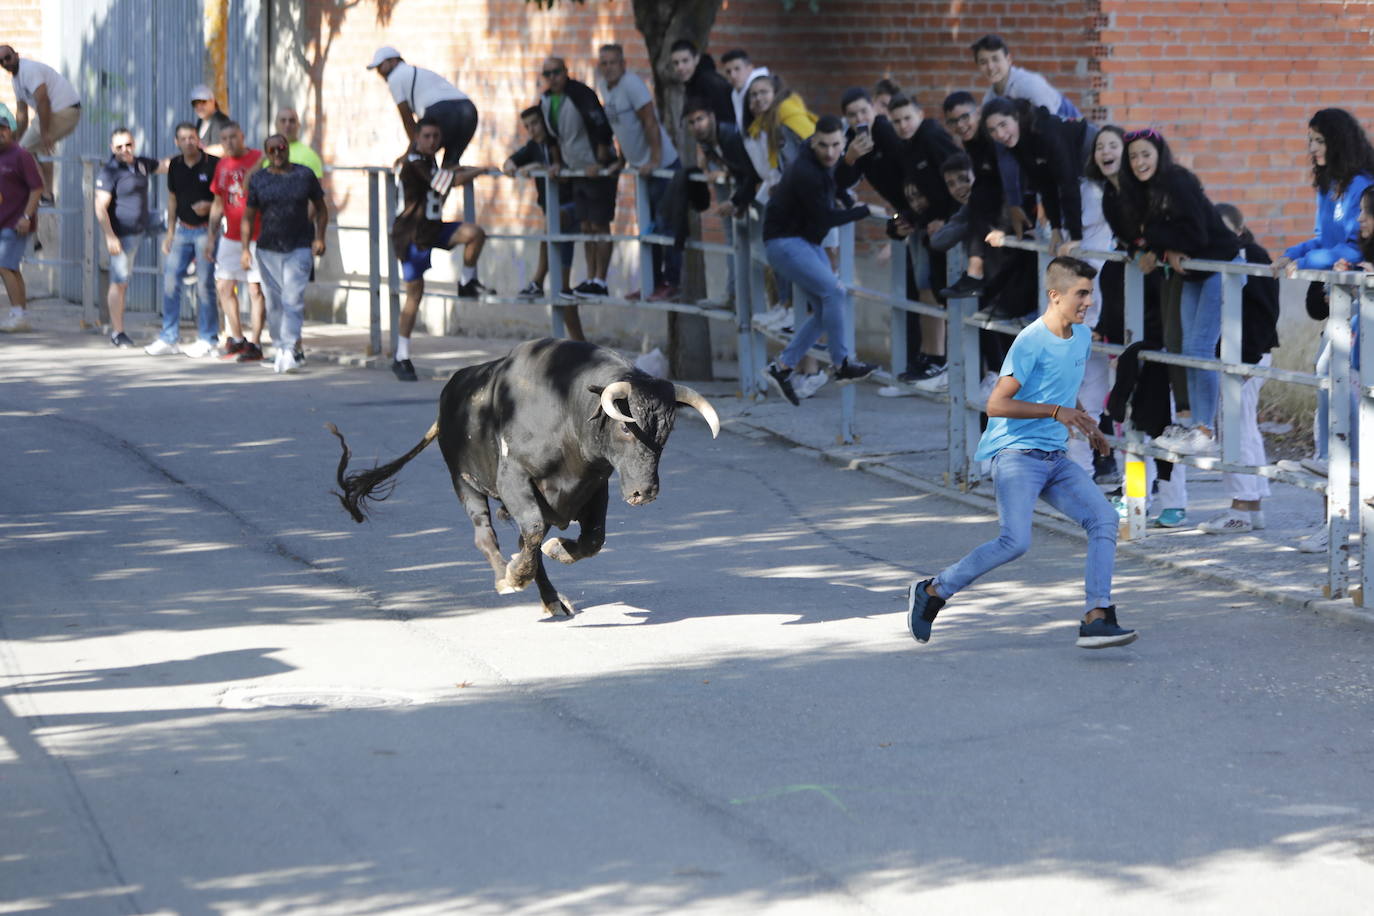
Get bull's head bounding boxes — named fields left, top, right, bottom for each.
left=590, top=378, right=720, bottom=506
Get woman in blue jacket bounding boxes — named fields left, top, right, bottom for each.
left=1275, top=108, right=1374, bottom=272
left=1276, top=109, right=1374, bottom=492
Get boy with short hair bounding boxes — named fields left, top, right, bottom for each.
left=970, top=34, right=1081, bottom=119
left=905, top=256, right=1138, bottom=650
left=504, top=106, right=576, bottom=309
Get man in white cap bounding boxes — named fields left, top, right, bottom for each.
left=0, top=45, right=80, bottom=205
left=366, top=46, right=478, bottom=170
left=191, top=83, right=231, bottom=156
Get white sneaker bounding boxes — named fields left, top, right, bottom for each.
left=912, top=363, right=949, bottom=392
left=1161, top=426, right=1217, bottom=455
left=144, top=338, right=181, bottom=356
left=1300, top=457, right=1329, bottom=477
left=0, top=312, right=32, bottom=333
left=277, top=348, right=301, bottom=374
left=182, top=338, right=218, bottom=359
left=1198, top=510, right=1254, bottom=534
left=1251, top=509, right=1266, bottom=530
left=1298, top=528, right=1330, bottom=553
left=794, top=371, right=828, bottom=399
left=1151, top=424, right=1191, bottom=450
left=756, top=305, right=790, bottom=329
left=876, top=384, right=916, bottom=398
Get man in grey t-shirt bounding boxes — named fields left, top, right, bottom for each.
left=595, top=43, right=681, bottom=299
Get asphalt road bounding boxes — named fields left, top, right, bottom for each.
left=3, top=332, right=1374, bottom=914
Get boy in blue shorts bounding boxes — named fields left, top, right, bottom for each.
left=905, top=256, right=1138, bottom=649
left=390, top=117, right=489, bottom=381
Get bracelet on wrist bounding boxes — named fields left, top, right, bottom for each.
left=1051, top=404, right=1060, bottom=421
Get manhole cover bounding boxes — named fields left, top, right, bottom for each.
left=220, top=687, right=418, bottom=710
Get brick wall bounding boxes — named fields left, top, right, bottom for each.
left=0, top=0, right=46, bottom=113
left=1097, top=0, right=1374, bottom=248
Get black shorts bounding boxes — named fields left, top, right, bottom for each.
left=573, top=176, right=617, bottom=226
left=425, top=98, right=479, bottom=168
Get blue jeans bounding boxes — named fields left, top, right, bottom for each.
left=160, top=225, right=217, bottom=344
left=766, top=236, right=850, bottom=367
left=256, top=247, right=313, bottom=350
left=1178, top=259, right=1245, bottom=429
left=933, top=449, right=1118, bottom=613
left=109, top=233, right=143, bottom=285
left=648, top=159, right=682, bottom=287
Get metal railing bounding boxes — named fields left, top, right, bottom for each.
left=17, top=158, right=1372, bottom=605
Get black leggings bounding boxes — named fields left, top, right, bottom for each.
left=426, top=98, right=479, bottom=168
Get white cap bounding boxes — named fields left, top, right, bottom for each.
left=366, top=46, right=401, bottom=70
left=190, top=84, right=214, bottom=103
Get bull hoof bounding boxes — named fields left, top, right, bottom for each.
left=541, top=538, right=577, bottom=565
left=542, top=593, right=576, bottom=617
left=494, top=577, right=522, bottom=595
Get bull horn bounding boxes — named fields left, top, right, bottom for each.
left=599, top=381, right=637, bottom=424
left=674, top=384, right=720, bottom=439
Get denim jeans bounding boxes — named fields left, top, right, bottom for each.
left=648, top=159, right=682, bottom=288
left=256, top=246, right=313, bottom=350
left=160, top=224, right=217, bottom=344
left=766, top=236, right=850, bottom=367
left=1178, top=257, right=1246, bottom=429
left=933, top=448, right=1118, bottom=613
left=1313, top=321, right=1360, bottom=462
left=109, top=233, right=144, bottom=285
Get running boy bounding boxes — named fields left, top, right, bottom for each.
left=905, top=256, right=1138, bottom=649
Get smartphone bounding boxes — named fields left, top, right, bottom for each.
left=855, top=124, right=870, bottom=136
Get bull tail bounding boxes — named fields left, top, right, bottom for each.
left=326, top=421, right=439, bottom=523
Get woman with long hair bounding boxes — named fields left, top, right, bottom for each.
left=1120, top=128, right=1243, bottom=458
left=742, top=72, right=817, bottom=198
left=1275, top=108, right=1374, bottom=272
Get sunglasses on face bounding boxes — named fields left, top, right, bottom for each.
left=542, top=68, right=564, bottom=78
left=945, top=112, right=974, bottom=126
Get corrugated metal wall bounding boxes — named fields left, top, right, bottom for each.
left=51, top=0, right=266, bottom=308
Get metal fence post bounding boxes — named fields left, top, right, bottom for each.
left=946, top=244, right=976, bottom=488
left=1218, top=271, right=1244, bottom=466
left=749, top=212, right=769, bottom=381
left=384, top=171, right=401, bottom=358
left=1360, top=280, right=1374, bottom=606
left=838, top=222, right=857, bottom=444
left=1123, top=258, right=1144, bottom=345
left=367, top=169, right=381, bottom=357
left=1326, top=283, right=1355, bottom=598
left=82, top=159, right=98, bottom=330
left=635, top=173, right=654, bottom=299
left=888, top=237, right=908, bottom=378
left=463, top=181, right=476, bottom=225
left=545, top=174, right=566, bottom=338
left=732, top=213, right=759, bottom=397
left=1121, top=257, right=1147, bottom=539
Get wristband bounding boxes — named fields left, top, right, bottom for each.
left=1051, top=405, right=1060, bottom=421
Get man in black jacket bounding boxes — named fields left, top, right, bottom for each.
left=540, top=57, right=617, bottom=300
left=762, top=115, right=878, bottom=405
left=670, top=40, right=734, bottom=129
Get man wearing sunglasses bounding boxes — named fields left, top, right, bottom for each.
left=94, top=127, right=168, bottom=348
left=366, top=46, right=478, bottom=173
left=539, top=57, right=617, bottom=302
left=0, top=46, right=80, bottom=207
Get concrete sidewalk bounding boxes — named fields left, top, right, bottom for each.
left=14, top=297, right=1370, bottom=629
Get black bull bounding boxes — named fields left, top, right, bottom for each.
left=327, top=339, right=720, bottom=616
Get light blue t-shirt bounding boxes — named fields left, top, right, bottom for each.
left=975, top=318, right=1091, bottom=460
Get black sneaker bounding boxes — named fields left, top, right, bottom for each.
left=906, top=578, right=946, bottom=643
left=765, top=361, right=800, bottom=406
left=1093, top=454, right=1121, bottom=486
left=1076, top=606, right=1138, bottom=649
left=110, top=331, right=134, bottom=348
left=939, top=273, right=984, bottom=299
left=236, top=342, right=264, bottom=363
left=458, top=278, right=489, bottom=299
left=516, top=281, right=543, bottom=300
left=293, top=346, right=306, bottom=367
left=573, top=280, right=607, bottom=300
left=897, top=353, right=932, bottom=382
left=832, top=358, right=877, bottom=384
left=905, top=359, right=947, bottom=382
left=557, top=287, right=577, bottom=302
left=391, top=358, right=418, bottom=382
left=220, top=337, right=247, bottom=359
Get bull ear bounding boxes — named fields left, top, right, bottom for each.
left=587, top=384, right=605, bottom=396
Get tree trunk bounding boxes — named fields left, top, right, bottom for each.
left=634, top=0, right=724, bottom=380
